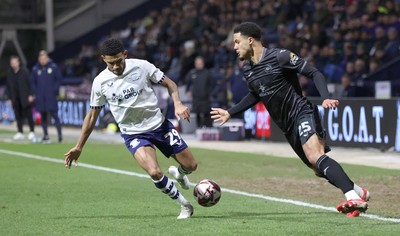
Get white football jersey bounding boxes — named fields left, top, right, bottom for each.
left=90, top=58, right=165, bottom=134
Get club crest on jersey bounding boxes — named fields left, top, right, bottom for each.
left=258, top=83, right=269, bottom=97
left=289, top=52, right=299, bottom=65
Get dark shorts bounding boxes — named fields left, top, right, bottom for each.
left=121, top=119, right=188, bottom=158
left=285, top=103, right=331, bottom=167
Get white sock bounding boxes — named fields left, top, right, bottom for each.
left=345, top=190, right=361, bottom=200
left=353, top=183, right=363, bottom=196
left=177, top=194, right=189, bottom=206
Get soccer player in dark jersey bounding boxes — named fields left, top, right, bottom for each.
left=210, top=22, right=369, bottom=217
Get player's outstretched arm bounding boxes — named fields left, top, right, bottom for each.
left=64, top=108, right=102, bottom=168
left=161, top=75, right=191, bottom=123
left=210, top=108, right=231, bottom=126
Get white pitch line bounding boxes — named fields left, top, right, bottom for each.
left=1, top=149, right=399, bottom=223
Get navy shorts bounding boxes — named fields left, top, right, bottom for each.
left=121, top=119, right=188, bottom=158
left=285, top=103, right=330, bottom=167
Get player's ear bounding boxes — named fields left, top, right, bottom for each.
left=123, top=50, right=128, bottom=58
left=248, top=36, right=254, bottom=45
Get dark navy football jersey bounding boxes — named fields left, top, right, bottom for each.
left=242, top=48, right=327, bottom=133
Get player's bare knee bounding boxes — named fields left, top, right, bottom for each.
left=187, top=161, right=198, bottom=171
left=148, top=168, right=163, bottom=180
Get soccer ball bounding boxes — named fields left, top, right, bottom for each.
left=193, top=179, right=221, bottom=207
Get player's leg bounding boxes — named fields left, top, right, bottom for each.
left=133, top=146, right=193, bottom=219
left=296, top=108, right=368, bottom=215
left=153, top=119, right=198, bottom=190
left=303, top=133, right=368, bottom=214
left=314, top=171, right=370, bottom=201
left=169, top=148, right=198, bottom=190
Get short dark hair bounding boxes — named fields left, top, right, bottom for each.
left=100, top=38, right=124, bottom=56
left=10, top=55, right=20, bottom=61
left=233, top=22, right=262, bottom=41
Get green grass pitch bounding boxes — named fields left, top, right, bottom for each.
left=0, top=139, right=399, bottom=235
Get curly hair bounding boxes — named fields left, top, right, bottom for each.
left=99, top=38, right=124, bottom=56
left=233, top=22, right=262, bottom=41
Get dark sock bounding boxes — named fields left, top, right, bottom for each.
left=178, top=165, right=192, bottom=175
left=315, top=172, right=337, bottom=188
left=316, top=155, right=354, bottom=194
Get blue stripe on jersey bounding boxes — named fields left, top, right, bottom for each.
left=157, top=75, right=165, bottom=84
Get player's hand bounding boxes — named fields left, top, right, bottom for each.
left=64, top=147, right=81, bottom=168
left=210, top=107, right=231, bottom=126
left=322, top=99, right=339, bottom=109
left=174, top=102, right=191, bottom=123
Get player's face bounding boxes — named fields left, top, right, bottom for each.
left=102, top=50, right=128, bottom=76
left=233, top=32, right=252, bottom=61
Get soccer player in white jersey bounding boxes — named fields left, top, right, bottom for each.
left=64, top=38, right=198, bottom=219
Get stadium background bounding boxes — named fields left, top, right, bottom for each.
left=1, top=0, right=400, bottom=152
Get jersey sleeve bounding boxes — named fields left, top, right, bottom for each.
left=143, top=60, right=165, bottom=84
left=227, top=92, right=259, bottom=116
left=277, top=49, right=305, bottom=71
left=90, top=78, right=106, bottom=109
left=277, top=49, right=330, bottom=99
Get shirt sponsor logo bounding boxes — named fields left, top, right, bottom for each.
left=110, top=87, right=143, bottom=102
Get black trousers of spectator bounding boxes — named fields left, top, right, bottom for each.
left=196, top=112, right=212, bottom=128
left=40, top=111, right=62, bottom=137
left=13, top=99, right=34, bottom=133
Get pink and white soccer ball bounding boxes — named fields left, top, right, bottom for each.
left=193, top=179, right=221, bottom=207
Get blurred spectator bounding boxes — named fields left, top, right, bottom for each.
left=31, top=50, right=63, bottom=143
left=179, top=40, right=197, bottom=85
left=185, top=56, right=213, bottom=128
left=383, top=26, right=400, bottom=61
left=210, top=66, right=229, bottom=109
left=353, top=58, right=368, bottom=85
left=6, top=56, right=36, bottom=141
left=341, top=42, right=356, bottom=69
left=228, top=60, right=247, bottom=105
left=340, top=73, right=357, bottom=97
left=227, top=59, right=247, bottom=118
left=56, top=0, right=400, bottom=102
left=344, top=61, right=356, bottom=80
left=368, top=57, right=380, bottom=74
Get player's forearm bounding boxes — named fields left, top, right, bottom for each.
left=312, top=71, right=330, bottom=99
left=301, top=64, right=330, bottom=99
left=227, top=92, right=259, bottom=116
left=166, top=79, right=183, bottom=106
left=75, top=110, right=97, bottom=150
